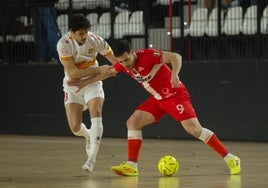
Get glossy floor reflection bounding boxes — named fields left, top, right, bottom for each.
left=0, top=135, right=267, bottom=188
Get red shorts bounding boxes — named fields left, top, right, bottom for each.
left=137, top=84, right=197, bottom=122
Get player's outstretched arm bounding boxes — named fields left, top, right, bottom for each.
left=60, top=57, right=107, bottom=79
left=68, top=67, right=117, bottom=92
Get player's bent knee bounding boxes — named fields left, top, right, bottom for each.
left=126, top=118, right=139, bottom=129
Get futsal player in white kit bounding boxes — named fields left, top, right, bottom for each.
left=56, top=14, right=115, bottom=173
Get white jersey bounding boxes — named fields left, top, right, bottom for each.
left=57, top=31, right=113, bottom=87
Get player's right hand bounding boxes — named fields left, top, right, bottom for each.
left=98, top=65, right=111, bottom=74
left=99, top=65, right=117, bottom=78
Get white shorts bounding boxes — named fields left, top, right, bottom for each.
left=63, top=81, right=104, bottom=111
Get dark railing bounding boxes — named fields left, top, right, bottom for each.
left=0, top=0, right=267, bottom=63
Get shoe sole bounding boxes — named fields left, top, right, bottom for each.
left=111, top=169, right=123, bottom=176
left=111, top=168, right=138, bottom=176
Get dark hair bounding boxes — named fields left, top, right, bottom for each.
left=112, top=39, right=131, bottom=57
left=68, top=14, right=91, bottom=32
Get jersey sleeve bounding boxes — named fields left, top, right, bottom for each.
left=88, top=32, right=113, bottom=57
left=57, top=37, right=73, bottom=62
left=114, top=62, right=126, bottom=72
left=149, top=49, right=163, bottom=64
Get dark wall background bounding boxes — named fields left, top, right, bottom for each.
left=0, top=60, right=268, bottom=141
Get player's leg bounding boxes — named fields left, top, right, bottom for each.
left=64, top=88, right=91, bottom=139
left=65, top=102, right=91, bottom=157
left=181, top=118, right=241, bottom=175
left=111, top=97, right=165, bottom=176
left=82, top=97, right=104, bottom=173
left=181, top=118, right=228, bottom=156
left=82, top=81, right=105, bottom=173
left=111, top=109, right=155, bottom=176
left=127, top=110, right=155, bottom=164
left=163, top=85, right=241, bottom=175
left=65, top=103, right=88, bottom=135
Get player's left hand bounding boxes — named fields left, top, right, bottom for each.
left=67, top=78, right=89, bottom=92
left=170, top=74, right=181, bottom=88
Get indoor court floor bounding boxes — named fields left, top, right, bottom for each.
left=0, top=134, right=267, bottom=188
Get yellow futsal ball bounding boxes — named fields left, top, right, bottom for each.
left=158, top=155, right=179, bottom=176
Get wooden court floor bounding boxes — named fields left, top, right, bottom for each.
left=0, top=134, right=268, bottom=188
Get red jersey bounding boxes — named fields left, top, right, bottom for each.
left=114, top=49, right=181, bottom=100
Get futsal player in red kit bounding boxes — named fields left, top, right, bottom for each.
left=68, top=39, right=241, bottom=176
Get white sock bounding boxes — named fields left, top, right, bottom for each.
left=127, top=161, right=137, bottom=168
left=128, top=130, right=142, bottom=140
left=224, top=153, right=234, bottom=161
left=72, top=123, right=90, bottom=139
left=89, top=117, right=103, bottom=161
left=198, top=128, right=213, bottom=143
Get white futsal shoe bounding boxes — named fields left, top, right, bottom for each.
left=83, top=132, right=95, bottom=173
left=82, top=157, right=95, bottom=173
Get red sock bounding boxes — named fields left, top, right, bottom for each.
left=206, top=134, right=228, bottom=157
left=128, top=139, right=142, bottom=162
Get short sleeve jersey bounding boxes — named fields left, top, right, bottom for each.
left=57, top=31, right=112, bottom=81
left=114, top=49, right=181, bottom=100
